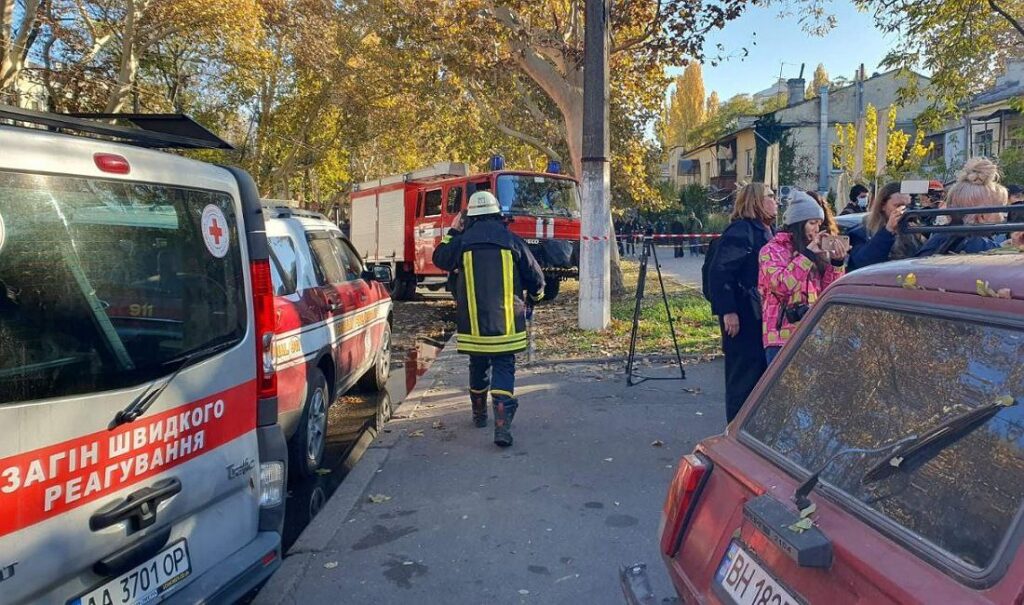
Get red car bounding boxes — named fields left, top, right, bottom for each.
left=265, top=204, right=393, bottom=477
left=646, top=248, right=1024, bottom=605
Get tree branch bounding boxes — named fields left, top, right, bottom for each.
left=989, top=0, right=1024, bottom=41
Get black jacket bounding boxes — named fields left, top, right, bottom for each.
left=708, top=219, right=773, bottom=319
left=433, top=219, right=545, bottom=355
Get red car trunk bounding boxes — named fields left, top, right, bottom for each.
left=659, top=261, right=1024, bottom=605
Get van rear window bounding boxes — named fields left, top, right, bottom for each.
left=743, top=304, right=1024, bottom=572
left=0, top=171, right=246, bottom=404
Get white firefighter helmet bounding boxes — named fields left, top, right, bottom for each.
left=466, top=191, right=500, bottom=216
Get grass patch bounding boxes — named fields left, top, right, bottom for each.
left=531, top=260, right=720, bottom=360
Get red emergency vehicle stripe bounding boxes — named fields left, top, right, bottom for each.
left=0, top=381, right=256, bottom=538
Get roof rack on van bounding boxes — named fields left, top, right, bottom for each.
left=0, top=104, right=234, bottom=149
left=898, top=206, right=1024, bottom=236
left=261, top=203, right=328, bottom=221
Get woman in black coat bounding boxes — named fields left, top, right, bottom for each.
left=708, top=183, right=777, bottom=422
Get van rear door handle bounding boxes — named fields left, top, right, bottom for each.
left=90, top=478, right=181, bottom=532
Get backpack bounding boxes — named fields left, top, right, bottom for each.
left=701, top=236, right=723, bottom=302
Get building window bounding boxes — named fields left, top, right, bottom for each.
left=745, top=149, right=754, bottom=177
left=975, top=130, right=994, bottom=158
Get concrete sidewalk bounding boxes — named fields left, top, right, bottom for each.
left=255, top=348, right=725, bottom=605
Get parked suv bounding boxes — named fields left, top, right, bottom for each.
left=648, top=215, right=1024, bottom=605
left=264, top=204, right=393, bottom=477
left=0, top=107, right=287, bottom=604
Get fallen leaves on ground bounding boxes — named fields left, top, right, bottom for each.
left=323, top=561, right=338, bottom=569
left=431, top=420, right=446, bottom=430
left=651, top=440, right=664, bottom=447
left=787, top=517, right=814, bottom=533
left=367, top=494, right=392, bottom=504
left=408, top=429, right=425, bottom=437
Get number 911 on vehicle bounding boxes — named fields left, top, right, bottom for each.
left=69, top=540, right=191, bottom=605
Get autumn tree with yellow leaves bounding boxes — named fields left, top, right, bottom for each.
left=833, top=103, right=932, bottom=181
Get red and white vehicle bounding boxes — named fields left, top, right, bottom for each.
left=0, top=107, right=286, bottom=605
left=350, top=159, right=581, bottom=301
left=264, top=204, right=393, bottom=477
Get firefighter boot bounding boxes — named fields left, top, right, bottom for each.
left=470, top=391, right=488, bottom=428
left=492, top=396, right=519, bottom=447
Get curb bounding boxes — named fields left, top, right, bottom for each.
left=252, top=338, right=459, bottom=605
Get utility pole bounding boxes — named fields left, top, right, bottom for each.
left=579, top=0, right=611, bottom=330
left=818, top=86, right=830, bottom=196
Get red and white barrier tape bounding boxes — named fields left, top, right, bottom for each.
left=579, top=233, right=721, bottom=241
left=615, top=233, right=721, bottom=239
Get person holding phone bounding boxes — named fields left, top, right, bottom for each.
left=758, top=191, right=848, bottom=365
left=846, top=182, right=924, bottom=271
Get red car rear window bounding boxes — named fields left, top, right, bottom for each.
left=743, top=303, right=1024, bottom=573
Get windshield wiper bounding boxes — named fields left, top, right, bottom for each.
left=109, top=340, right=237, bottom=429
left=792, top=437, right=917, bottom=510
left=861, top=396, right=1017, bottom=485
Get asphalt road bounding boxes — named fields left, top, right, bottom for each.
left=255, top=348, right=726, bottom=605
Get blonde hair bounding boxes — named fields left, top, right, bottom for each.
left=866, top=182, right=903, bottom=235
left=947, top=158, right=1008, bottom=224
left=730, top=182, right=774, bottom=223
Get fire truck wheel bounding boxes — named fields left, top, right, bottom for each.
left=291, top=369, right=329, bottom=478
left=388, top=271, right=416, bottom=301
left=543, top=277, right=561, bottom=302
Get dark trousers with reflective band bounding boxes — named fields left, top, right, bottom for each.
left=469, top=354, right=516, bottom=398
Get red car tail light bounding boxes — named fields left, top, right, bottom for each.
left=251, top=259, right=277, bottom=399
left=659, top=454, right=709, bottom=557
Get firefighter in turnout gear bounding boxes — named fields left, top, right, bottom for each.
left=433, top=191, right=545, bottom=447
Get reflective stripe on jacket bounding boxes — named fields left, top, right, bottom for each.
left=433, top=219, right=545, bottom=355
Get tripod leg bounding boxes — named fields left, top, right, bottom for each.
left=650, top=243, right=686, bottom=379
left=625, top=238, right=650, bottom=385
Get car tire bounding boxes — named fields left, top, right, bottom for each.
left=543, top=277, right=560, bottom=302
left=358, top=322, right=392, bottom=392
left=291, top=369, right=329, bottom=479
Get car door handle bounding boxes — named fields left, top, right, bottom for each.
left=93, top=525, right=173, bottom=577
left=90, top=478, right=181, bottom=532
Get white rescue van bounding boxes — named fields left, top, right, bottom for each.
left=0, top=106, right=287, bottom=604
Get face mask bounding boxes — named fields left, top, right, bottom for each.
left=857, top=196, right=868, bottom=208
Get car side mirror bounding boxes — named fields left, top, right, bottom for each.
left=363, top=265, right=393, bottom=284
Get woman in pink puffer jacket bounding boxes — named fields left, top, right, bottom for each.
left=758, top=191, right=849, bottom=364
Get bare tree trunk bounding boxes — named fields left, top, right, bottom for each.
left=0, top=0, right=42, bottom=94
left=105, top=0, right=139, bottom=113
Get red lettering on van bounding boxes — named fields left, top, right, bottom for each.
left=0, top=381, right=256, bottom=537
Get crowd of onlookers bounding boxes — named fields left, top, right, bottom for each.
left=614, top=213, right=708, bottom=258
left=706, top=157, right=1024, bottom=422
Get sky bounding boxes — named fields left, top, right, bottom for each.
left=666, top=2, right=902, bottom=100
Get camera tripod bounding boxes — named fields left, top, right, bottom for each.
left=625, top=235, right=686, bottom=386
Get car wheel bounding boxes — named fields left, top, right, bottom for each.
left=291, top=369, right=329, bottom=478
left=543, top=277, right=560, bottom=302
left=358, top=322, right=392, bottom=392
left=374, top=391, right=393, bottom=430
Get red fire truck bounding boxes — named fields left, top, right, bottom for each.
left=349, top=158, right=581, bottom=301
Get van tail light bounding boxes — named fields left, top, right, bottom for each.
left=251, top=259, right=277, bottom=399
left=659, top=454, right=710, bottom=557
left=94, top=152, right=131, bottom=174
